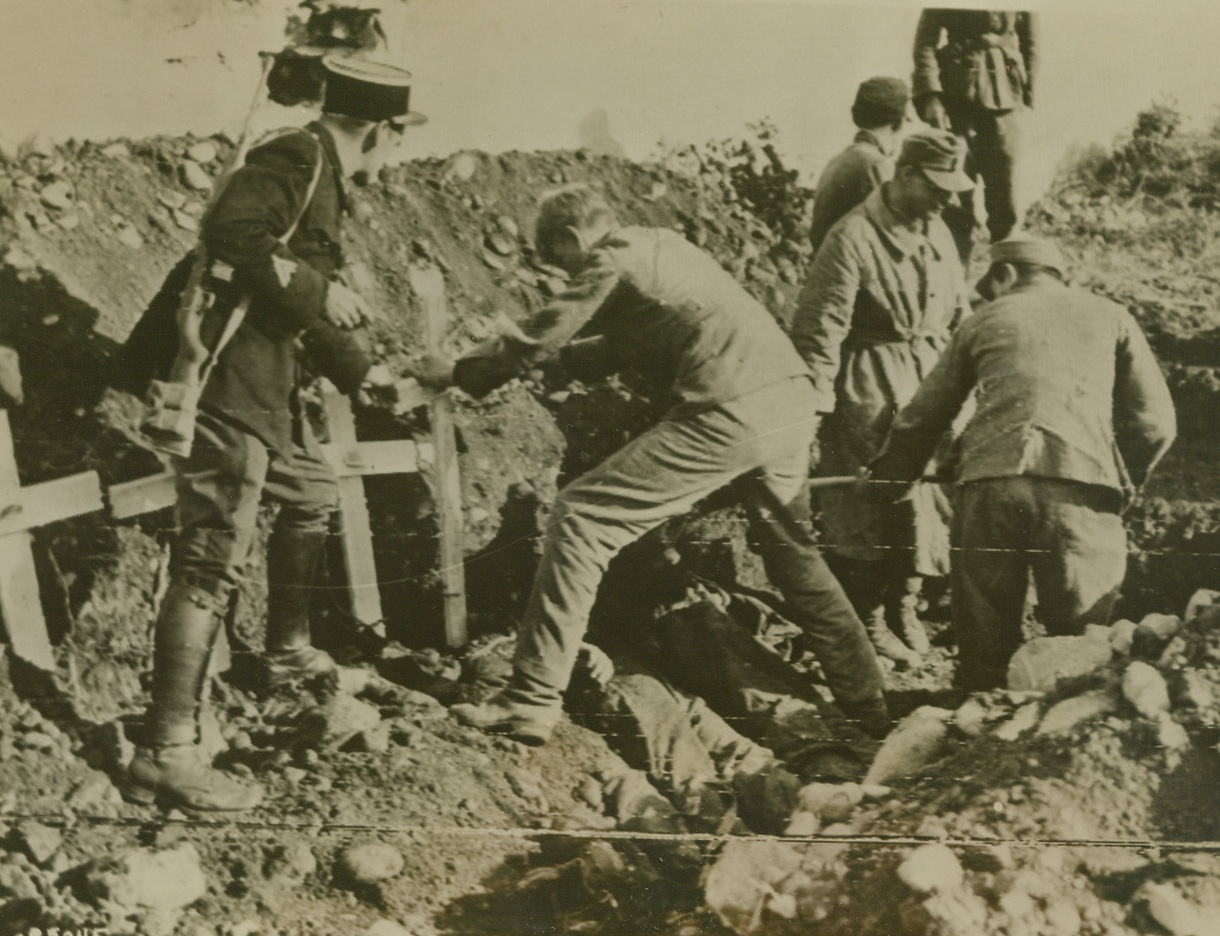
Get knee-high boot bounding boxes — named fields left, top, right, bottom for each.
left=263, top=527, right=337, bottom=687
left=836, top=558, right=921, bottom=670
left=125, top=581, right=263, bottom=811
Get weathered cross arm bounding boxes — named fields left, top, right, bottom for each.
left=0, top=411, right=104, bottom=671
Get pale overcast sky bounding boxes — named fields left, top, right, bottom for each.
left=2, top=0, right=1219, bottom=201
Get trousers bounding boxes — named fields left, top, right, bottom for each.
left=942, top=104, right=1023, bottom=254
left=513, top=377, right=884, bottom=706
left=170, top=410, right=339, bottom=604
left=951, top=476, right=1128, bottom=690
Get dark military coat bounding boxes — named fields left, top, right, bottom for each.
left=113, top=121, right=370, bottom=453
left=913, top=9, right=1037, bottom=111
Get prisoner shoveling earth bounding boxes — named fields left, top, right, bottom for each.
left=2, top=16, right=1220, bottom=936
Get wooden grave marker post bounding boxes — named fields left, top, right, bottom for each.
left=319, top=380, right=431, bottom=636
left=408, top=263, right=468, bottom=648
left=0, top=411, right=104, bottom=671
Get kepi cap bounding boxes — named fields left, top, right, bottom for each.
left=322, top=53, right=427, bottom=127
left=991, top=234, right=1066, bottom=274
left=852, top=77, right=909, bottom=127
left=897, top=129, right=973, bottom=192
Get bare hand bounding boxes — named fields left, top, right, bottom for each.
left=576, top=643, right=615, bottom=687
left=324, top=280, right=373, bottom=330
left=411, top=354, right=456, bottom=390
left=920, top=95, right=949, bottom=129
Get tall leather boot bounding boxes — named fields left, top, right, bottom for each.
left=835, top=558, right=920, bottom=670
left=125, top=581, right=264, bottom=811
left=262, top=527, right=337, bottom=689
left=450, top=667, right=564, bottom=746
left=861, top=602, right=921, bottom=670
left=887, top=575, right=931, bottom=655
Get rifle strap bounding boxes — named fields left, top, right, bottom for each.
left=200, top=131, right=327, bottom=384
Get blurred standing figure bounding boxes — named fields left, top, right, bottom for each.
left=869, top=236, right=1176, bottom=690
left=913, top=8, right=1037, bottom=259
left=791, top=130, right=973, bottom=670
left=809, top=77, right=909, bottom=257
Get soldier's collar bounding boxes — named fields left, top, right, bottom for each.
left=866, top=186, right=943, bottom=261
left=307, top=121, right=349, bottom=215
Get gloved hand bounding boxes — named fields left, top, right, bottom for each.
left=576, top=642, right=615, bottom=688
left=857, top=469, right=911, bottom=505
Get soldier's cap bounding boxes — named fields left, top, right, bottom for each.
left=991, top=234, right=1066, bottom=274
left=852, top=77, right=909, bottom=125
left=322, top=53, right=427, bottom=127
left=897, top=129, right=973, bottom=192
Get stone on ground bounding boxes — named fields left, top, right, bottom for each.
left=1121, top=661, right=1171, bottom=719
left=703, top=840, right=803, bottom=933
left=1007, top=635, right=1112, bottom=692
left=80, top=844, right=207, bottom=927
left=337, top=841, right=405, bottom=885
left=896, top=843, right=964, bottom=894
left=1037, top=688, right=1118, bottom=736
left=864, top=706, right=952, bottom=786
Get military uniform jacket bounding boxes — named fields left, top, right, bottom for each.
left=872, top=280, right=1177, bottom=497
left=113, top=122, right=371, bottom=454
left=789, top=186, right=969, bottom=571
left=809, top=130, right=894, bottom=257
left=913, top=9, right=1037, bottom=111
left=453, top=226, right=809, bottom=419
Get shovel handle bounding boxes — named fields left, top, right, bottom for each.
left=807, top=474, right=953, bottom=491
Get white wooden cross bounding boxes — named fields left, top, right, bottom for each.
left=108, top=386, right=435, bottom=639
left=319, top=380, right=432, bottom=635
left=3, top=387, right=441, bottom=672
left=0, top=411, right=104, bottom=671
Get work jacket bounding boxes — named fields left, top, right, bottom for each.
left=453, top=226, right=809, bottom=419
left=789, top=186, right=969, bottom=569
left=113, top=123, right=371, bottom=453
left=913, top=9, right=1037, bottom=111
left=871, top=279, right=1177, bottom=499
left=809, top=130, right=894, bottom=257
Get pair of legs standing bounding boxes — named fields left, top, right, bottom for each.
left=941, top=103, right=1023, bottom=262
left=127, top=411, right=339, bottom=810
left=454, top=377, right=886, bottom=743
left=951, top=477, right=1127, bottom=691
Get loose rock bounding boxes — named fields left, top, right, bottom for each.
left=337, top=841, right=405, bottom=885
left=1121, top=660, right=1170, bottom=719
left=117, top=224, right=144, bottom=249
left=39, top=181, right=74, bottom=210
left=953, top=698, right=989, bottom=737
left=864, top=706, right=952, bottom=786
left=703, top=840, right=803, bottom=934
left=186, top=140, right=218, bottom=164
left=1139, top=881, right=1203, bottom=935
left=1037, top=688, right=1117, bottom=736
left=897, top=843, right=964, bottom=894
left=1111, top=619, right=1138, bottom=655
left=17, top=820, right=61, bottom=866
left=1007, top=635, right=1112, bottom=692
left=993, top=701, right=1042, bottom=742
left=180, top=160, right=212, bottom=192
left=80, top=844, right=207, bottom=917
left=298, top=694, right=383, bottom=751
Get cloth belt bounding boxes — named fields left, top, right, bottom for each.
left=845, top=330, right=948, bottom=348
